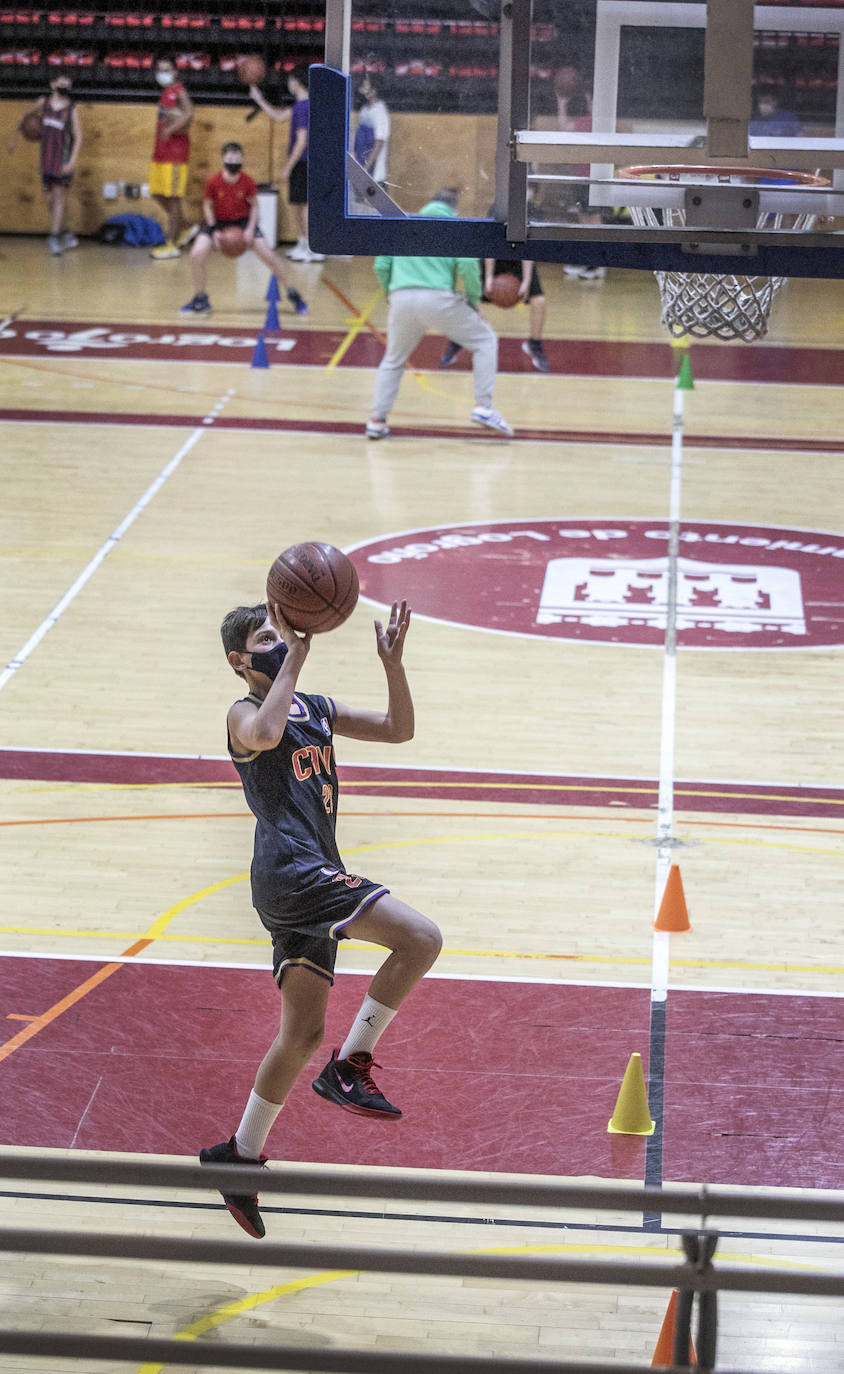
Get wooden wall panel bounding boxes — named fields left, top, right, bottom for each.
left=0, top=103, right=498, bottom=237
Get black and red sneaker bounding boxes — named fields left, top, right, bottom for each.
left=199, top=1136, right=267, bottom=1238
left=312, top=1049, right=402, bottom=1119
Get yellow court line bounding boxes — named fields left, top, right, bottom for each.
left=324, top=285, right=383, bottom=370
left=135, top=1270, right=353, bottom=1374
left=3, top=923, right=844, bottom=978
left=141, top=873, right=249, bottom=940
left=133, top=1238, right=828, bottom=1373
left=14, top=777, right=844, bottom=810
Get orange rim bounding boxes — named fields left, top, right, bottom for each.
left=620, top=163, right=829, bottom=187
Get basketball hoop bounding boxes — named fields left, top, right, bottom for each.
left=620, top=165, right=829, bottom=342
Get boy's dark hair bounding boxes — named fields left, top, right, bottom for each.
left=289, top=65, right=309, bottom=90
left=221, top=603, right=268, bottom=676
left=222, top=140, right=244, bottom=156
left=155, top=53, right=175, bottom=67
left=432, top=187, right=459, bottom=209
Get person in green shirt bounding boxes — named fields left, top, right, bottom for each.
left=366, top=189, right=513, bottom=439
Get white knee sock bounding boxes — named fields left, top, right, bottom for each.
left=235, top=1090, right=283, bottom=1159
left=338, top=995, right=397, bottom=1061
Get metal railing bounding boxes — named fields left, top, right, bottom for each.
left=2, top=1153, right=843, bottom=1373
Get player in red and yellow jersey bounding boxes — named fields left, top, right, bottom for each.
left=148, top=54, right=195, bottom=261
left=181, top=142, right=307, bottom=316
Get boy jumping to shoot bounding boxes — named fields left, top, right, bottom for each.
left=200, top=598, right=441, bottom=1237
left=181, top=141, right=307, bottom=316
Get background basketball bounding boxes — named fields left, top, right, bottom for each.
left=553, top=64, right=583, bottom=100
left=217, top=224, right=247, bottom=258
left=20, top=110, right=43, bottom=142
left=487, top=273, right=522, bottom=309
left=266, top=542, right=359, bottom=634
left=236, top=54, right=266, bottom=85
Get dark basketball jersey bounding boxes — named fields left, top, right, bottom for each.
left=229, top=691, right=342, bottom=915
left=40, top=99, right=75, bottom=178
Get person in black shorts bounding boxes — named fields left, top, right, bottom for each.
left=440, top=258, right=549, bottom=372
left=200, top=598, right=441, bottom=1238
left=7, top=72, right=82, bottom=255
left=248, top=66, right=323, bottom=262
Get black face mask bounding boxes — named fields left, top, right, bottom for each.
left=247, top=641, right=288, bottom=680
left=223, top=161, right=243, bottom=174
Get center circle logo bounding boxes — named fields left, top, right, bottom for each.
left=348, top=519, right=844, bottom=650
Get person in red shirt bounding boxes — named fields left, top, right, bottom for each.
left=181, top=142, right=308, bottom=316
left=149, top=55, right=195, bottom=262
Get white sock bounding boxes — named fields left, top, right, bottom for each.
left=338, top=995, right=397, bottom=1061
left=235, top=1090, right=283, bottom=1159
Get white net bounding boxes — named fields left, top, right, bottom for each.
left=651, top=271, right=784, bottom=342
left=625, top=173, right=822, bottom=341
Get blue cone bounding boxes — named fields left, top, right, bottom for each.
left=265, top=275, right=281, bottom=304
left=264, top=299, right=280, bottom=331
left=251, top=332, right=269, bottom=369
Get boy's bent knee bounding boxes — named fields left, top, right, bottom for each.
left=411, top=916, right=442, bottom=966
left=279, top=1022, right=324, bottom=1059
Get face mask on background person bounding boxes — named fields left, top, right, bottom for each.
left=156, top=70, right=175, bottom=87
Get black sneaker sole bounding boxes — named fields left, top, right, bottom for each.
left=311, top=1076, right=402, bottom=1119
left=224, top=1198, right=265, bottom=1239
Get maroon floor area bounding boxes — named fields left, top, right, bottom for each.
left=1, top=958, right=841, bottom=1188
left=1, top=320, right=842, bottom=384
left=2, top=749, right=841, bottom=817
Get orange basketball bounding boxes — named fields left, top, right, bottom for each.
left=266, top=542, right=359, bottom=634
left=487, top=273, right=522, bottom=309
left=236, top=54, right=266, bottom=85
left=20, top=110, right=43, bottom=142
left=217, top=224, right=247, bottom=258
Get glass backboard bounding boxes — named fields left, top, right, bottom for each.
left=308, top=0, right=844, bottom=277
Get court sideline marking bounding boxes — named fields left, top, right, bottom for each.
left=0, top=389, right=235, bottom=695
left=644, top=352, right=689, bottom=1217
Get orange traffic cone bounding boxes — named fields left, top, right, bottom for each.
left=653, top=864, right=691, bottom=932
left=607, top=1052, right=655, bottom=1135
left=651, top=1289, right=697, bottom=1366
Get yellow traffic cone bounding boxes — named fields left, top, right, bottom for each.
left=607, top=1052, right=655, bottom=1135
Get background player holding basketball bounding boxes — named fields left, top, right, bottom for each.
left=148, top=55, right=196, bottom=262
left=181, top=141, right=307, bottom=316
left=247, top=67, right=324, bottom=262
left=440, top=258, right=549, bottom=373
left=200, top=593, right=441, bottom=1238
left=6, top=72, right=82, bottom=256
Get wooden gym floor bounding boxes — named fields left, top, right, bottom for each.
left=0, top=234, right=843, bottom=1371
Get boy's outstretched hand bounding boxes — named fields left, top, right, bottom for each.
left=268, top=601, right=311, bottom=662
left=375, top=600, right=411, bottom=665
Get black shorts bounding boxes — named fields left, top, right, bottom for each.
left=200, top=217, right=264, bottom=238
left=256, top=861, right=389, bottom=986
left=42, top=173, right=73, bottom=191
left=288, top=158, right=308, bottom=205
left=486, top=259, right=543, bottom=300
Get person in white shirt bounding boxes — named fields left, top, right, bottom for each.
left=354, top=75, right=390, bottom=186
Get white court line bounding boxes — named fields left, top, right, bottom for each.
left=0, top=392, right=234, bottom=694
left=650, top=369, right=687, bottom=1003
left=2, top=745, right=842, bottom=794
left=2, top=949, right=842, bottom=996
